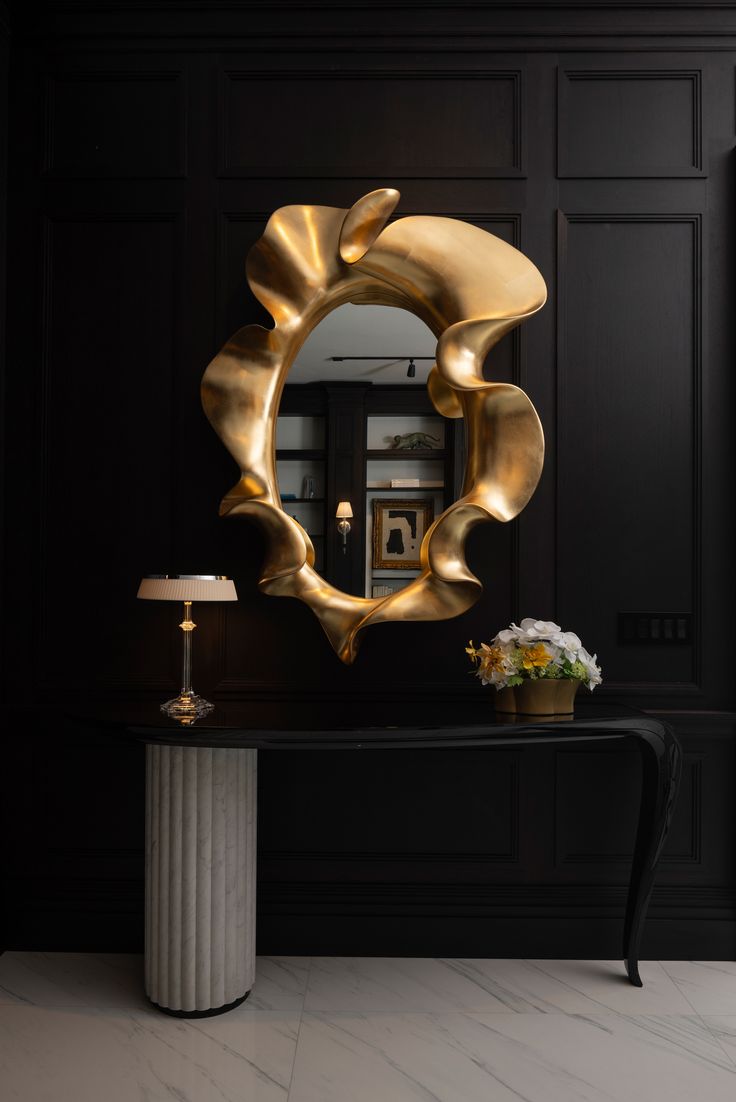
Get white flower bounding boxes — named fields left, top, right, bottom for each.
left=578, top=646, right=603, bottom=690
left=549, top=630, right=582, bottom=663
left=515, top=618, right=562, bottom=644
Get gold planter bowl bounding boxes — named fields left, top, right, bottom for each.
left=495, top=678, right=581, bottom=718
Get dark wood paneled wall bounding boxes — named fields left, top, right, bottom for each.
left=2, top=1, right=735, bottom=956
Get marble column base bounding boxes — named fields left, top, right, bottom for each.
left=145, top=745, right=257, bottom=1015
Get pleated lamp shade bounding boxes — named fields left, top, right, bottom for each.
left=137, top=575, right=238, bottom=603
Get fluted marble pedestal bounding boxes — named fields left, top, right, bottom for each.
left=144, top=745, right=257, bottom=1016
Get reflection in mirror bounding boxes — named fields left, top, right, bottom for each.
left=277, top=303, right=453, bottom=599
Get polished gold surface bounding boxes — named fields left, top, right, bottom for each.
left=495, top=679, right=581, bottom=717
left=202, top=189, right=547, bottom=663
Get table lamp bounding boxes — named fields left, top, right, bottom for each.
left=137, top=574, right=237, bottom=722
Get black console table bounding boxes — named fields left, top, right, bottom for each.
left=90, top=703, right=681, bottom=1017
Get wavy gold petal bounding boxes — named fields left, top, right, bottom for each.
left=339, top=187, right=400, bottom=264
left=426, top=365, right=462, bottom=419
left=202, top=190, right=547, bottom=664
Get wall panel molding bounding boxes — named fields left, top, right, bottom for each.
left=43, top=71, right=187, bottom=179
left=260, top=755, right=521, bottom=867
left=556, top=211, right=702, bottom=698
left=555, top=749, right=702, bottom=866
left=35, top=212, right=184, bottom=695
left=218, top=70, right=524, bottom=178
left=557, top=68, right=703, bottom=177
left=256, top=882, right=736, bottom=913
left=15, top=4, right=736, bottom=53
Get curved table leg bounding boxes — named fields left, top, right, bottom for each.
left=623, top=722, right=682, bottom=986
left=145, top=744, right=257, bottom=1016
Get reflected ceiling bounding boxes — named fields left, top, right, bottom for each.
left=289, top=303, right=435, bottom=385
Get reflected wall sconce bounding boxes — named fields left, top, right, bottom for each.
left=137, top=574, right=237, bottom=723
left=336, top=502, right=353, bottom=553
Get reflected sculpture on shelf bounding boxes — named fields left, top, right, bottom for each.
left=202, top=188, right=547, bottom=664
left=391, top=430, right=441, bottom=450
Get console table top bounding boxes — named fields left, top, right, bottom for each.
left=76, top=700, right=672, bottom=750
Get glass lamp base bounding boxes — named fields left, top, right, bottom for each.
left=160, top=692, right=214, bottom=725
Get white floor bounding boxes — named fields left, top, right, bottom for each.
left=1, top=954, right=736, bottom=1101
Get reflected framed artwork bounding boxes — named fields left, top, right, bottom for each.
left=372, top=499, right=435, bottom=570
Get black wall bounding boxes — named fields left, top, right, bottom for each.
left=2, top=1, right=735, bottom=957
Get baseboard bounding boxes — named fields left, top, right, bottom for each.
left=5, top=883, right=735, bottom=958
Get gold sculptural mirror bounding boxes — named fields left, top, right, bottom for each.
left=202, top=188, right=547, bottom=663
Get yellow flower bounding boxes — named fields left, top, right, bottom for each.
left=478, top=643, right=507, bottom=676
left=521, top=642, right=552, bottom=670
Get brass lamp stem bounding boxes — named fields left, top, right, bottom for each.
left=179, top=600, right=196, bottom=697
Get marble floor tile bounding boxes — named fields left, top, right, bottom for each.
left=0, top=952, right=146, bottom=1008
left=699, top=1015, right=736, bottom=1068
left=660, top=961, right=736, bottom=1015
left=288, top=1009, right=736, bottom=1102
left=2, top=955, right=733, bottom=1101
left=304, top=956, right=692, bottom=1015
left=0, top=952, right=310, bottom=1013
left=305, top=956, right=514, bottom=1013
left=450, top=958, right=694, bottom=1016
left=0, top=1003, right=300, bottom=1102
left=248, top=956, right=311, bottom=1011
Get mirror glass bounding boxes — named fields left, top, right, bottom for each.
left=276, top=303, right=453, bottom=599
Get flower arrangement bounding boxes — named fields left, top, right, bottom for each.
left=466, top=618, right=602, bottom=692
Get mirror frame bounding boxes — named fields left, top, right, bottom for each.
left=202, top=189, right=547, bottom=663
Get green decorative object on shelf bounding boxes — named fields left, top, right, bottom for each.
left=389, top=431, right=441, bottom=450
